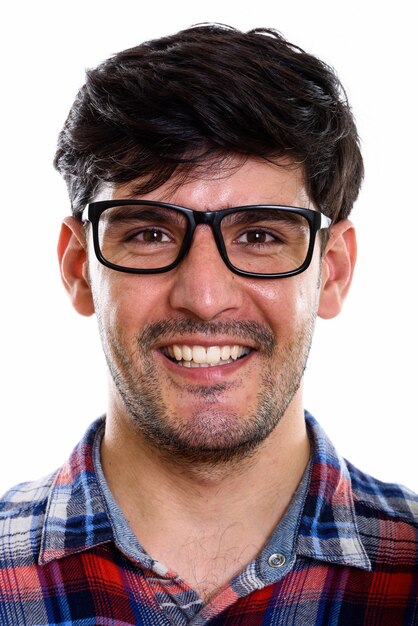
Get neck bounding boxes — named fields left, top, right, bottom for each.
left=100, top=394, right=310, bottom=600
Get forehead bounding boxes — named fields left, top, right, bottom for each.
left=97, top=156, right=311, bottom=211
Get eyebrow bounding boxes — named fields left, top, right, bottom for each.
left=222, top=209, right=306, bottom=225
left=105, top=206, right=186, bottom=225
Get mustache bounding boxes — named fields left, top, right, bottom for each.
left=137, top=319, right=276, bottom=355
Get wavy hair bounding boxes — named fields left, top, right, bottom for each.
left=54, top=24, right=364, bottom=221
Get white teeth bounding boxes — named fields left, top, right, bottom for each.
left=207, top=346, right=221, bottom=364
left=192, top=346, right=207, bottom=364
left=230, top=345, right=239, bottom=360
left=173, top=345, right=182, bottom=361
left=182, top=345, right=193, bottom=361
left=164, top=344, right=251, bottom=367
left=220, top=345, right=230, bottom=360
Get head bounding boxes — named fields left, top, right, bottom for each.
left=56, top=24, right=361, bottom=465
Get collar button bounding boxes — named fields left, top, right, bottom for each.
left=268, top=552, right=286, bottom=568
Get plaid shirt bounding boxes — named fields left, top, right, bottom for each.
left=1, top=413, right=417, bottom=625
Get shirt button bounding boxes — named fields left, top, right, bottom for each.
left=268, top=553, right=286, bottom=568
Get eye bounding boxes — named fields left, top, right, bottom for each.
left=132, top=228, right=172, bottom=243
left=235, top=230, right=278, bottom=245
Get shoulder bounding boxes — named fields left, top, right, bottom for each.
left=0, top=471, right=57, bottom=516
left=346, top=460, right=418, bottom=567
left=306, top=412, right=418, bottom=528
left=347, top=459, right=418, bottom=524
left=0, top=471, right=57, bottom=566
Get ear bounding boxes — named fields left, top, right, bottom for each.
left=318, top=220, right=357, bottom=319
left=57, top=217, right=95, bottom=316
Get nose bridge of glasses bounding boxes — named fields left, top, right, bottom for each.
left=189, top=209, right=222, bottom=244
left=191, top=209, right=218, bottom=226
left=186, top=209, right=227, bottom=262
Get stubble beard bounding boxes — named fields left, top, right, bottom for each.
left=96, top=315, right=316, bottom=467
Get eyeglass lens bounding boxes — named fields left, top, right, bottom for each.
left=97, top=204, right=311, bottom=274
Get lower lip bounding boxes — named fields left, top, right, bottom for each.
left=157, top=350, right=255, bottom=382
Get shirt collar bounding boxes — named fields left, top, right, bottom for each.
left=297, top=412, right=371, bottom=570
left=39, top=417, right=112, bottom=565
left=39, top=413, right=371, bottom=571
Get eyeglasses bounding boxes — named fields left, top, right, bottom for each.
left=82, top=200, right=331, bottom=278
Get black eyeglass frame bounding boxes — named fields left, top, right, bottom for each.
left=82, top=200, right=332, bottom=279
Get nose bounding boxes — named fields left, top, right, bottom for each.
left=168, top=225, right=244, bottom=321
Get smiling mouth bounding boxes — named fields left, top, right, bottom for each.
left=161, top=344, right=252, bottom=368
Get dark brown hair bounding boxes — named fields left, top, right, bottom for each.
left=54, top=24, right=364, bottom=221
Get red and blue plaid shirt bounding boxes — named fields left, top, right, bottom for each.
left=1, top=412, right=417, bottom=625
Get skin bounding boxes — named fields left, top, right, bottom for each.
left=58, top=156, right=356, bottom=600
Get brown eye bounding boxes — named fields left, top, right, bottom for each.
left=237, top=230, right=275, bottom=244
left=137, top=229, right=170, bottom=243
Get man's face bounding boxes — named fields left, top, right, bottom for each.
left=87, top=157, right=324, bottom=463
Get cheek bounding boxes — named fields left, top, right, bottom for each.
left=246, top=272, right=320, bottom=333
left=90, top=263, right=172, bottom=332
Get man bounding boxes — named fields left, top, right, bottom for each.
left=1, top=24, right=417, bottom=626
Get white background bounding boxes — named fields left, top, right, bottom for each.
left=1, top=0, right=417, bottom=495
